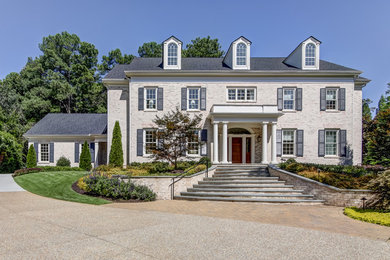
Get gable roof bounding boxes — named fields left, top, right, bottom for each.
left=163, top=35, right=183, bottom=44
left=104, top=57, right=359, bottom=79
left=25, top=113, right=107, bottom=136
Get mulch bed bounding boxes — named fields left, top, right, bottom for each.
left=71, top=181, right=146, bottom=203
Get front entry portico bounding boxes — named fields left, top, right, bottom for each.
left=210, top=105, right=282, bottom=164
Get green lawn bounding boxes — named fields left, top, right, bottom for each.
left=14, top=171, right=111, bottom=205
left=344, top=207, right=390, bottom=227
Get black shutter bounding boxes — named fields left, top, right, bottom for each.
left=34, top=142, right=39, bottom=161
left=49, top=143, right=54, bottom=163
left=75, top=142, right=79, bottom=163
left=201, top=129, right=208, bottom=142
left=181, top=88, right=187, bottom=110
left=277, top=88, right=283, bottom=111
left=338, top=88, right=346, bottom=111
left=157, top=88, right=163, bottom=111
left=339, top=130, right=347, bottom=157
left=320, top=88, right=326, bottom=111
left=90, top=143, right=95, bottom=163
left=138, top=87, right=144, bottom=111
left=137, top=129, right=143, bottom=156
left=276, top=130, right=282, bottom=157
left=296, top=130, right=304, bottom=157
left=318, top=130, right=325, bottom=157
left=296, top=88, right=302, bottom=111
left=200, top=88, right=206, bottom=111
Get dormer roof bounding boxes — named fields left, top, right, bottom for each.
left=162, top=35, right=183, bottom=44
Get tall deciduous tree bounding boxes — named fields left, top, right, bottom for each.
left=109, top=121, right=124, bottom=167
left=138, top=42, right=162, bottom=57
left=152, top=107, right=202, bottom=169
left=99, top=49, right=135, bottom=76
left=183, top=36, right=225, bottom=58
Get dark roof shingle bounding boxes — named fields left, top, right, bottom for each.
left=104, top=57, right=358, bottom=79
left=25, top=114, right=107, bottom=136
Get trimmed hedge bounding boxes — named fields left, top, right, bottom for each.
left=13, top=166, right=84, bottom=177
left=344, top=207, right=390, bottom=227
left=56, top=156, right=71, bottom=167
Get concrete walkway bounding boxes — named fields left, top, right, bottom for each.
left=0, top=192, right=389, bottom=259
left=0, top=174, right=24, bottom=192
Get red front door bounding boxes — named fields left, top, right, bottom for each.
left=232, top=138, right=242, bottom=163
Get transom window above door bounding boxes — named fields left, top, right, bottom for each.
left=227, top=88, right=255, bottom=101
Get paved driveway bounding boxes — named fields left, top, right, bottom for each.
left=0, top=192, right=389, bottom=259
left=0, top=174, right=24, bottom=192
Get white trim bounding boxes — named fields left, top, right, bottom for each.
left=39, top=143, right=50, bottom=163
left=281, top=129, right=296, bottom=156
left=324, top=129, right=339, bottom=156
left=187, top=87, right=201, bottom=111
left=143, top=129, right=158, bottom=156
left=144, top=87, right=157, bottom=111
left=228, top=133, right=255, bottom=164
left=282, top=87, right=296, bottom=111
left=186, top=130, right=201, bottom=156
left=226, top=87, right=257, bottom=102
left=325, top=87, right=339, bottom=111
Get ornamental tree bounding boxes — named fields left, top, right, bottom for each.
left=79, top=141, right=92, bottom=171
left=26, top=144, right=37, bottom=168
left=152, top=107, right=202, bottom=169
left=109, top=121, right=123, bottom=167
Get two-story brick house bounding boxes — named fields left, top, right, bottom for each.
left=25, top=36, right=369, bottom=167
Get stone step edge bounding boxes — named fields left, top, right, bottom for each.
left=180, top=192, right=314, bottom=198
left=187, top=188, right=305, bottom=193
left=174, top=196, right=324, bottom=203
left=193, top=185, right=294, bottom=188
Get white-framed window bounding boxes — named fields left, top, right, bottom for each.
left=305, top=43, right=316, bottom=66
left=187, top=130, right=200, bottom=155
left=168, top=43, right=178, bottom=65
left=145, top=88, right=157, bottom=110
left=144, top=129, right=158, bottom=155
left=282, top=130, right=295, bottom=156
left=227, top=88, right=255, bottom=101
left=325, top=130, right=338, bottom=156
left=326, top=88, right=338, bottom=110
left=236, top=43, right=247, bottom=65
left=188, top=88, right=200, bottom=110
left=283, top=88, right=295, bottom=110
left=40, top=143, right=49, bottom=162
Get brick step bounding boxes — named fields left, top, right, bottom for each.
left=193, top=184, right=294, bottom=189
left=174, top=195, right=324, bottom=204
left=187, top=188, right=305, bottom=193
left=204, top=177, right=279, bottom=181
left=198, top=180, right=285, bottom=185
left=180, top=192, right=314, bottom=199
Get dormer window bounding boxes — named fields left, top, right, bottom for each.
left=236, top=43, right=247, bottom=65
left=305, top=43, right=316, bottom=66
left=168, top=43, right=178, bottom=65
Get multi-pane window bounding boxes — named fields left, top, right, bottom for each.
left=326, top=89, right=338, bottom=110
left=325, top=130, right=337, bottom=156
left=283, top=88, right=295, bottom=110
left=40, top=143, right=49, bottom=162
left=236, top=43, right=246, bottom=65
left=282, top=130, right=295, bottom=156
left=188, top=88, right=200, bottom=110
left=187, top=130, right=200, bottom=155
left=145, top=130, right=157, bottom=155
left=227, top=88, right=255, bottom=101
left=168, top=43, right=178, bottom=65
left=145, top=88, right=157, bottom=110
left=305, top=43, right=316, bottom=66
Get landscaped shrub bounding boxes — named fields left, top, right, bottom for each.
left=0, top=131, right=23, bottom=173
left=109, top=121, right=123, bottom=167
left=39, top=166, right=84, bottom=172
left=344, top=207, right=390, bottom=226
left=13, top=168, right=42, bottom=177
left=81, top=173, right=156, bottom=201
left=186, top=164, right=207, bottom=175
left=79, top=141, right=92, bottom=171
left=56, top=156, right=71, bottom=167
left=26, top=144, right=37, bottom=168
left=367, top=170, right=390, bottom=210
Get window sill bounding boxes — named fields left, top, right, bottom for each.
left=282, top=110, right=297, bottom=113
left=324, top=155, right=339, bottom=159
left=325, top=110, right=340, bottom=113
left=226, top=100, right=256, bottom=103
left=281, top=155, right=296, bottom=158
left=144, top=109, right=158, bottom=112
left=186, top=154, right=201, bottom=157
left=39, top=161, right=50, bottom=164
left=187, top=109, right=201, bottom=112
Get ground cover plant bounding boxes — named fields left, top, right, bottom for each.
left=13, top=166, right=84, bottom=177
left=14, top=171, right=110, bottom=205
left=278, top=159, right=384, bottom=189
left=77, top=173, right=156, bottom=201
left=344, top=207, right=390, bottom=227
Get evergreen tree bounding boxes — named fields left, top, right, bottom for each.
left=183, top=36, right=225, bottom=58
left=138, top=42, right=162, bottom=57
left=26, top=144, right=37, bottom=168
left=109, top=121, right=124, bottom=167
left=79, top=141, right=92, bottom=171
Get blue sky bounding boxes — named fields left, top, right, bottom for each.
left=1, top=0, right=389, bottom=107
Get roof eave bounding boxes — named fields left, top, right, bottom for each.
left=102, top=78, right=129, bottom=86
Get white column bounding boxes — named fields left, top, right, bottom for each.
left=261, top=122, right=268, bottom=164
left=222, top=122, right=228, bottom=164
left=251, top=135, right=255, bottom=163
left=242, top=137, right=246, bottom=164
left=213, top=122, right=219, bottom=164
left=271, top=122, right=277, bottom=164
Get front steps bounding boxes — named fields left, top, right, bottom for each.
left=175, top=165, right=324, bottom=204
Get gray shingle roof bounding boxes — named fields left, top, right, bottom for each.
left=25, top=114, right=107, bottom=136
left=104, top=57, right=359, bottom=79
